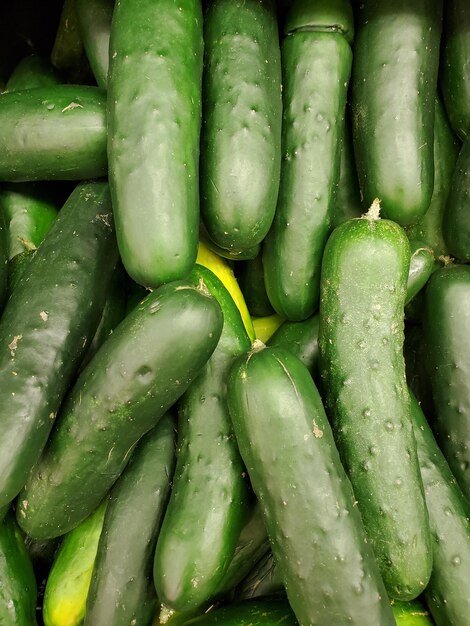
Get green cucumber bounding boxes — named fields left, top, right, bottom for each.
left=199, top=223, right=260, bottom=262
left=422, top=264, right=470, bottom=500
left=391, top=599, right=433, bottom=626
left=267, top=314, right=320, bottom=380
left=227, top=344, right=396, bottom=625
left=0, top=180, right=118, bottom=509
left=262, top=0, right=353, bottom=321
left=0, top=86, right=107, bottom=181
left=405, top=241, right=435, bottom=306
left=440, top=0, right=470, bottom=139
left=84, top=414, right=176, bottom=626
left=235, top=550, right=283, bottom=601
left=0, top=206, right=6, bottom=311
left=50, top=0, right=86, bottom=77
left=0, top=512, right=37, bottom=626
left=318, top=207, right=432, bottom=600
left=200, top=0, right=282, bottom=254
left=17, top=280, right=223, bottom=539
left=6, top=55, right=60, bottom=91
left=76, top=0, right=113, bottom=90
left=154, top=265, right=251, bottom=611
left=43, top=501, right=107, bottom=626
left=181, top=598, right=298, bottom=625
left=351, top=0, right=442, bottom=225
left=108, top=0, right=203, bottom=288
left=409, top=391, right=470, bottom=626
left=443, top=136, right=470, bottom=262
left=236, top=254, right=275, bottom=318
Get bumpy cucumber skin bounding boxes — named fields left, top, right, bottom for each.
left=17, top=281, right=223, bottom=539
left=0, top=512, right=37, bottom=626
left=318, top=216, right=432, bottom=600
left=108, top=0, right=203, bottom=288
left=43, top=501, right=107, bottom=626
left=0, top=181, right=118, bottom=509
left=422, top=264, right=470, bottom=501
left=5, top=54, right=60, bottom=91
left=409, top=392, right=470, bottom=626
left=351, top=0, right=442, bottom=225
left=227, top=346, right=396, bottom=626
left=263, top=29, right=352, bottom=321
left=443, top=136, right=470, bottom=262
left=0, top=86, right=107, bottom=181
left=76, top=0, right=113, bottom=89
left=154, top=266, right=251, bottom=612
left=440, top=0, right=470, bottom=140
left=200, top=0, right=282, bottom=253
left=182, top=598, right=297, bottom=625
left=85, top=414, right=176, bottom=626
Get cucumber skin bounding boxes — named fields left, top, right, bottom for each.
left=263, top=29, right=352, bottom=321
left=0, top=86, right=107, bottom=181
left=200, top=0, right=282, bottom=253
left=318, top=217, right=432, bottom=600
left=182, top=598, right=297, bottom=626
left=422, top=264, right=470, bottom=501
left=443, top=136, right=470, bottom=262
left=0, top=512, right=37, bottom=626
left=391, top=598, right=433, bottom=626
left=235, top=549, right=283, bottom=601
left=108, top=0, right=203, bottom=288
left=0, top=207, right=6, bottom=311
left=5, top=54, right=60, bottom=91
left=17, top=281, right=223, bottom=539
left=409, top=392, right=470, bottom=626
left=267, top=313, right=320, bottom=380
left=405, top=241, right=435, bottom=306
left=0, top=181, right=118, bottom=509
left=154, top=266, right=251, bottom=612
left=351, top=0, right=442, bottom=225
left=76, top=0, right=113, bottom=90
left=227, top=346, right=396, bottom=626
left=84, top=414, right=176, bottom=626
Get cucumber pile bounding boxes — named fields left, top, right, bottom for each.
left=0, top=0, right=469, bottom=625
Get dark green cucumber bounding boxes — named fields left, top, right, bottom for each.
left=200, top=0, right=282, bottom=254
left=0, top=181, right=118, bottom=509
left=199, top=223, right=260, bottom=262
left=262, top=0, right=353, bottom=321
left=391, top=599, right=433, bottom=626
left=405, top=98, right=460, bottom=258
left=227, top=344, right=396, bottom=626
left=405, top=241, right=435, bottom=306
left=440, top=0, right=470, bottom=139
left=6, top=55, right=60, bottom=91
left=181, top=598, right=298, bottom=625
left=154, top=265, right=251, bottom=611
left=267, top=313, right=320, bottom=380
left=318, top=209, right=432, bottom=600
left=0, top=86, right=107, bottom=181
left=351, top=0, right=442, bottom=225
left=0, top=205, right=7, bottom=311
left=236, top=254, right=275, bottom=318
left=76, top=0, right=113, bottom=90
left=409, top=392, right=470, bottom=626
left=235, top=550, right=284, bottom=601
left=43, top=501, right=107, bottom=626
left=422, top=264, right=470, bottom=500
left=50, top=0, right=85, bottom=75
left=443, top=136, right=470, bottom=262
left=0, top=512, right=37, bottom=626
left=85, top=414, right=176, bottom=626
left=108, top=0, right=203, bottom=288
left=17, top=280, right=223, bottom=539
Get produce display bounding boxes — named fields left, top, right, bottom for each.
left=0, top=0, right=469, bottom=625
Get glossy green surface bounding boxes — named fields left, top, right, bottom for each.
left=405, top=240, right=435, bottom=305
left=0, top=181, right=118, bottom=509
left=17, top=281, right=223, bottom=539
left=200, top=0, right=281, bottom=253
left=182, top=598, right=298, bottom=625
left=0, top=86, right=107, bottom=181
left=351, top=0, right=442, bottom=225
left=154, top=266, right=251, bottom=611
left=443, top=136, right=470, bottom=261
left=77, top=0, right=113, bottom=89
left=199, top=223, right=260, bottom=262
left=0, top=205, right=7, bottom=311
left=391, top=598, right=433, bottom=626
left=5, top=55, right=60, bottom=91
left=318, top=215, right=432, bottom=600
left=85, top=414, right=176, bottom=626
left=284, top=0, right=354, bottom=42
left=108, top=0, right=203, bottom=288
left=267, top=313, right=320, bottom=380
left=227, top=345, right=396, bottom=626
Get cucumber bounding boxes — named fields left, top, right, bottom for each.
left=235, top=550, right=283, bottom=601
left=76, top=0, right=113, bottom=90
left=405, top=241, right=435, bottom=306
left=200, top=0, right=282, bottom=254
left=318, top=207, right=432, bottom=600
left=422, top=264, right=470, bottom=500
left=236, top=254, right=275, bottom=318
left=440, top=0, right=470, bottom=139
left=262, top=0, right=353, bottom=321
left=154, top=266, right=251, bottom=611
left=17, top=279, right=223, bottom=539
left=50, top=0, right=86, bottom=79
left=0, top=180, right=118, bottom=509
left=43, top=501, right=107, bottom=626
left=0, top=206, right=6, bottom=311
left=391, top=599, right=433, bottom=626
left=84, top=414, right=176, bottom=626
left=351, top=0, right=442, bottom=225
left=267, top=313, right=320, bottom=380
left=443, top=136, right=470, bottom=262
left=199, top=222, right=260, bottom=262
left=181, top=598, right=298, bottom=625
left=251, top=314, right=284, bottom=344
left=108, top=0, right=203, bottom=288
left=5, top=55, right=60, bottom=91
left=227, top=344, right=396, bottom=626
left=409, top=392, right=470, bottom=626
left=0, top=86, right=107, bottom=181
left=0, top=512, right=37, bottom=626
